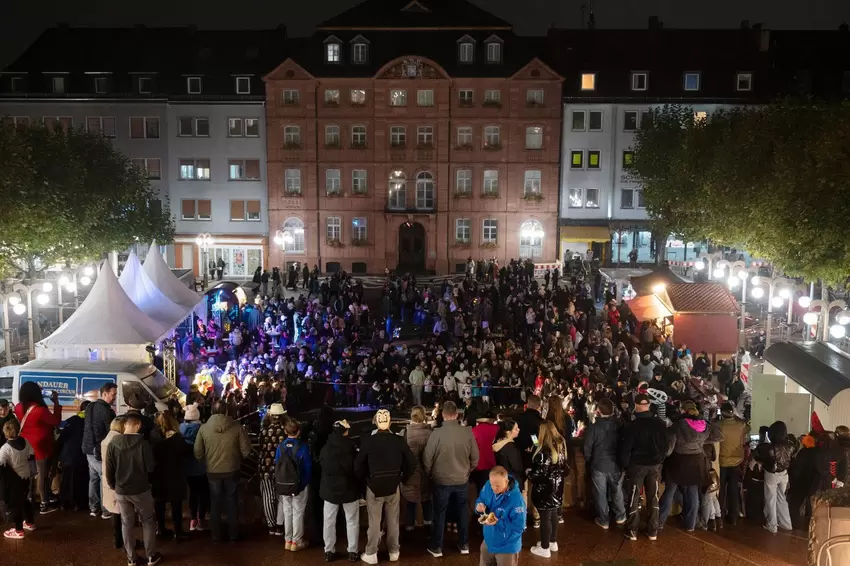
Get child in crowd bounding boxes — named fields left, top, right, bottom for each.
left=0, top=419, right=35, bottom=539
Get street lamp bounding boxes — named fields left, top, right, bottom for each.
left=56, top=265, right=96, bottom=323
left=274, top=229, right=294, bottom=275
left=196, top=233, right=214, bottom=289
left=749, top=276, right=796, bottom=347
left=12, top=282, right=51, bottom=359
left=805, top=299, right=850, bottom=342
left=0, top=293, right=26, bottom=366
left=695, top=252, right=723, bottom=280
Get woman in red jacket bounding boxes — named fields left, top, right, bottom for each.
left=15, top=382, right=62, bottom=514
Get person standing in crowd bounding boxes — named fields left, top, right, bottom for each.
left=408, top=362, right=426, bottom=407
left=470, top=410, right=499, bottom=496
left=474, top=466, right=526, bottom=566
left=529, top=422, right=568, bottom=558
left=583, top=398, right=625, bottom=529
left=101, top=417, right=126, bottom=550
left=106, top=413, right=163, bottom=566
left=619, top=394, right=667, bottom=541
left=423, top=400, right=480, bottom=558
left=57, top=399, right=89, bottom=512
left=401, top=406, right=433, bottom=533
left=15, top=382, right=62, bottom=514
left=1, top=419, right=35, bottom=539
left=717, top=401, right=749, bottom=526
left=355, top=409, right=417, bottom=564
left=151, top=412, right=188, bottom=541
left=754, top=420, right=793, bottom=533
left=179, top=403, right=209, bottom=532
left=515, top=395, right=544, bottom=527
left=257, top=403, right=287, bottom=535
left=82, top=382, right=117, bottom=519
left=193, top=401, right=251, bottom=542
left=493, top=419, right=525, bottom=489
left=319, top=419, right=361, bottom=562
left=275, top=418, right=312, bottom=552
left=0, top=399, right=17, bottom=449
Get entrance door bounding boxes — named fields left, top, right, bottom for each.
left=398, top=222, right=426, bottom=272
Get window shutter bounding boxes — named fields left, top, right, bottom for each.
left=130, top=117, right=144, bottom=138
left=246, top=200, right=261, bottom=216
left=197, top=199, right=212, bottom=219
left=181, top=200, right=196, bottom=218
left=230, top=200, right=244, bottom=221
left=245, top=159, right=260, bottom=180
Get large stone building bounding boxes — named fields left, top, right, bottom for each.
left=264, top=0, right=562, bottom=274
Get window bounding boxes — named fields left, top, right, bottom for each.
left=526, top=89, right=544, bottom=106
left=283, top=217, right=305, bottom=252
left=571, top=111, right=586, bottom=131
left=283, top=89, right=300, bottom=105
left=519, top=219, right=543, bottom=258
left=326, top=43, right=340, bottom=63
left=622, top=150, right=635, bottom=169
left=417, top=126, right=434, bottom=148
left=137, top=77, right=152, bottom=94
left=52, top=76, right=65, bottom=94
left=131, top=158, right=161, bottom=180
left=130, top=117, right=159, bottom=139
left=524, top=170, right=541, bottom=195
left=389, top=89, right=407, bottom=106
left=581, top=73, right=596, bottom=91
left=325, top=169, right=341, bottom=195
left=456, top=169, right=472, bottom=194
left=186, top=77, right=202, bottom=94
left=736, top=72, right=753, bottom=91
left=417, top=89, right=434, bottom=107
left=230, top=200, right=261, bottom=221
left=483, top=169, right=499, bottom=195
left=284, top=169, right=302, bottom=195
left=352, top=217, right=367, bottom=241
left=483, top=126, right=500, bottom=149
left=179, top=159, right=211, bottom=180
left=416, top=171, right=435, bottom=209
left=637, top=190, right=645, bottom=208
left=351, top=125, right=367, bottom=147
left=181, top=199, right=211, bottom=221
left=525, top=126, right=543, bottom=150
left=245, top=118, right=260, bottom=137
left=694, top=111, right=707, bottom=124
left=227, top=117, right=259, bottom=137
left=235, top=76, right=251, bottom=94
left=284, top=125, right=301, bottom=147
left=388, top=170, right=406, bottom=209
left=86, top=117, right=116, bottom=138
left=484, top=89, right=501, bottom=105
left=570, top=150, right=584, bottom=169
left=456, top=126, right=473, bottom=147
left=568, top=189, right=583, bottom=208
left=455, top=218, right=471, bottom=243
left=482, top=219, right=498, bottom=243
left=43, top=116, right=73, bottom=131
left=325, top=125, right=341, bottom=147
left=459, top=42, right=474, bottom=63
left=684, top=72, right=701, bottom=91
left=588, top=110, right=602, bottom=131
left=486, top=42, right=501, bottom=63
left=325, top=216, right=341, bottom=241
left=325, top=89, right=340, bottom=105
left=585, top=188, right=600, bottom=208
left=350, top=89, right=366, bottom=105
left=94, top=76, right=108, bottom=94
left=10, top=76, right=24, bottom=93
left=178, top=117, right=209, bottom=137
left=352, top=43, right=368, bottom=64
left=228, top=159, right=260, bottom=181
left=390, top=126, right=406, bottom=148
left=352, top=169, right=368, bottom=194
left=459, top=89, right=473, bottom=106
left=3, top=116, right=30, bottom=128
left=621, top=188, right=634, bottom=209
left=624, top=111, right=638, bottom=131
left=588, top=150, right=601, bottom=169
left=631, top=72, right=648, bottom=91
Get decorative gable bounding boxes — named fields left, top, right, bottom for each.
left=263, top=58, right=315, bottom=82
left=484, top=34, right=504, bottom=44
left=376, top=57, right=449, bottom=80
left=401, top=0, right=430, bottom=12
left=510, top=58, right=563, bottom=81
left=456, top=34, right=477, bottom=44
left=350, top=34, right=370, bottom=44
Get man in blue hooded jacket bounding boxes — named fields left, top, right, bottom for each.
left=474, top=466, right=526, bottom=566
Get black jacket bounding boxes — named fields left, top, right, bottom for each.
left=583, top=416, right=620, bottom=474
left=319, top=430, right=361, bottom=504
left=515, top=409, right=544, bottom=466
left=354, top=430, right=417, bottom=497
left=57, top=414, right=86, bottom=464
left=151, top=432, right=189, bottom=501
left=81, top=399, right=115, bottom=459
left=754, top=422, right=792, bottom=473
left=619, top=412, right=667, bottom=468
left=493, top=438, right=526, bottom=485
left=105, top=433, right=155, bottom=496
left=529, top=439, right=569, bottom=510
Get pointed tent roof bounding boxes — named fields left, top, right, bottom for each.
left=119, top=251, right=190, bottom=329
left=142, top=242, right=204, bottom=314
left=38, top=263, right=169, bottom=349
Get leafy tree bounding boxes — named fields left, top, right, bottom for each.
left=0, top=121, right=174, bottom=277
left=632, top=101, right=850, bottom=284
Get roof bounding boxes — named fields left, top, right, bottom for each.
left=119, top=251, right=191, bottom=330
left=20, top=359, right=157, bottom=377
left=630, top=265, right=687, bottom=297
left=318, top=0, right=511, bottom=30
left=662, top=283, right=740, bottom=314
left=143, top=242, right=204, bottom=315
left=765, top=341, right=850, bottom=404
left=626, top=293, right=673, bottom=322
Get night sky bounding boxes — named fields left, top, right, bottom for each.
left=1, top=0, right=847, bottom=67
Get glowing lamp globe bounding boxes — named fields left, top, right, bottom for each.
left=36, top=293, right=49, bottom=305
left=798, top=296, right=812, bottom=308
left=830, top=325, right=847, bottom=339
left=12, top=304, right=26, bottom=315
left=771, top=296, right=784, bottom=309
left=751, top=287, right=765, bottom=299
left=694, top=260, right=705, bottom=271
left=713, top=268, right=725, bottom=278
left=803, top=312, right=819, bottom=326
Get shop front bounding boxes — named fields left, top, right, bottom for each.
left=559, top=225, right=611, bottom=264
left=173, top=236, right=265, bottom=281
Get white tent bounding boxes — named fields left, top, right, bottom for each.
left=37, top=263, right=170, bottom=362
left=143, top=241, right=205, bottom=318
left=119, top=251, right=190, bottom=330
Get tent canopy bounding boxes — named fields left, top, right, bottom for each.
left=143, top=241, right=204, bottom=316
left=119, top=251, right=190, bottom=329
left=626, top=293, right=673, bottom=321
left=629, top=265, right=687, bottom=296
left=765, top=341, right=850, bottom=404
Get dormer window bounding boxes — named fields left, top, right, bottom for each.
left=350, top=35, right=370, bottom=64
left=138, top=76, right=152, bottom=94
left=94, top=76, right=108, bottom=94
left=459, top=43, right=474, bottom=63
left=484, top=35, right=503, bottom=64
left=235, top=76, right=251, bottom=95
left=187, top=76, right=202, bottom=94
left=52, top=76, right=65, bottom=94
left=684, top=72, right=701, bottom=91
left=10, top=76, right=25, bottom=93
left=324, top=36, right=342, bottom=64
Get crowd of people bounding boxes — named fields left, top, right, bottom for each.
left=1, top=258, right=849, bottom=566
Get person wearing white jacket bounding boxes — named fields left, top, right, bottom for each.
left=0, top=419, right=35, bottom=539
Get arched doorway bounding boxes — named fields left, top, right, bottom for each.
left=398, top=222, right=426, bottom=272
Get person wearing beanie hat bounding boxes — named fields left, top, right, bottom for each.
left=179, top=406, right=207, bottom=533
left=319, top=419, right=361, bottom=562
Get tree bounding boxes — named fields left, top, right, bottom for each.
left=0, top=121, right=174, bottom=277
left=632, top=100, right=850, bottom=284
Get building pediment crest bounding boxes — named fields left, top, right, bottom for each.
left=376, top=56, right=449, bottom=80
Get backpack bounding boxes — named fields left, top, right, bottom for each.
left=275, top=440, right=302, bottom=496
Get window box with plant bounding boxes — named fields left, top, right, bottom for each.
left=326, top=238, right=344, bottom=248
left=454, top=190, right=472, bottom=199
left=455, top=143, right=473, bottom=152
left=284, top=190, right=303, bottom=198
left=523, top=192, right=544, bottom=201
left=351, top=238, right=369, bottom=247
left=479, top=241, right=498, bottom=249
left=325, top=141, right=341, bottom=149
left=482, top=143, right=501, bottom=151
left=326, top=190, right=342, bottom=197
left=390, top=142, right=406, bottom=149
left=481, top=192, right=500, bottom=199
left=452, top=239, right=471, bottom=249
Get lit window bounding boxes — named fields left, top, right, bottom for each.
left=325, top=125, right=341, bottom=147
left=486, top=42, right=501, bottom=63
left=417, top=89, right=434, bottom=107
left=482, top=219, right=498, bottom=243
left=325, top=169, right=341, bottom=195
left=456, top=126, right=473, bottom=147
left=456, top=169, right=472, bottom=194
left=388, top=170, right=406, bottom=210
left=350, top=89, right=366, bottom=105
left=483, top=170, right=499, bottom=195
left=524, top=170, right=541, bottom=195
left=352, top=217, right=367, bottom=241
left=390, top=126, right=406, bottom=148
left=390, top=89, right=407, bottom=106
left=588, top=150, right=601, bottom=169
left=684, top=72, right=701, bottom=91
left=459, top=42, right=474, bottom=63
left=228, top=159, right=260, bottom=181
left=326, top=216, right=341, bottom=241
left=622, top=151, right=635, bottom=169
left=526, top=89, right=544, bottom=106
left=484, top=90, right=501, bottom=105
left=631, top=72, right=648, bottom=91
left=525, top=126, right=543, bottom=150
left=585, top=188, right=600, bottom=208
left=352, top=169, right=368, bottom=194
left=519, top=219, right=543, bottom=258
left=236, top=76, right=251, bottom=94
left=736, top=72, right=752, bottom=91
left=569, top=189, right=583, bottom=208
left=326, top=43, right=340, bottom=63
left=282, top=218, right=305, bottom=251
left=455, top=218, right=471, bottom=243
left=187, top=77, right=202, bottom=94
left=581, top=73, right=596, bottom=91
left=283, top=89, right=300, bottom=105
left=571, top=111, right=586, bottom=131
left=284, top=169, right=302, bottom=194
left=570, top=150, right=584, bottom=169
left=179, top=158, right=211, bottom=180
left=483, top=126, right=500, bottom=149
left=325, top=89, right=340, bottom=105
left=415, top=171, right=434, bottom=209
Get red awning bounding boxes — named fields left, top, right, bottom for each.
left=627, top=294, right=673, bottom=321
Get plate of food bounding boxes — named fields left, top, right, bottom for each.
left=478, top=512, right=497, bottom=525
